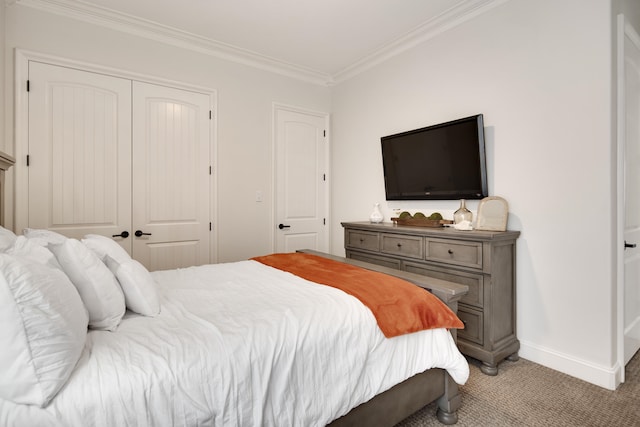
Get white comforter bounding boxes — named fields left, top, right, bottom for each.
left=1, top=260, right=468, bottom=427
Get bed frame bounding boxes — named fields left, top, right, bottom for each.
left=0, top=154, right=465, bottom=425
left=0, top=151, right=15, bottom=228
left=298, top=250, right=468, bottom=426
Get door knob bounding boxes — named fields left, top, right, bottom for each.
left=625, top=241, right=637, bottom=249
left=112, top=231, right=129, bottom=238
left=135, top=230, right=152, bottom=237
left=278, top=224, right=291, bottom=229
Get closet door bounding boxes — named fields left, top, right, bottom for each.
left=132, top=82, right=211, bottom=271
left=27, top=62, right=132, bottom=249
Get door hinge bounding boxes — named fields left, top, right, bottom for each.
left=26, top=155, right=30, bottom=167
left=26, top=80, right=30, bottom=92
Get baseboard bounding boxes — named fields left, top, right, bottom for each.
left=518, top=340, right=621, bottom=390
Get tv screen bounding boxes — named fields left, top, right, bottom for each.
left=381, top=114, right=487, bottom=200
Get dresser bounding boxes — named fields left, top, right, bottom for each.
left=342, top=221, right=520, bottom=375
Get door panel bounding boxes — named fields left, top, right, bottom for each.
left=275, top=107, right=328, bottom=253
left=624, top=26, right=640, bottom=365
left=28, top=62, right=132, bottom=250
left=281, top=233, right=319, bottom=254
left=132, top=82, right=211, bottom=271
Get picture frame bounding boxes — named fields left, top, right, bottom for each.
left=475, top=196, right=509, bottom=231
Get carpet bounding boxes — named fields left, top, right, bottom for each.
left=396, top=352, right=640, bottom=426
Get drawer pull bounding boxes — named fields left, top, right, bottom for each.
left=360, top=238, right=364, bottom=243
left=397, top=243, right=402, bottom=248
left=448, top=249, right=454, bottom=254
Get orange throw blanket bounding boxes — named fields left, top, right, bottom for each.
left=252, top=253, right=463, bottom=338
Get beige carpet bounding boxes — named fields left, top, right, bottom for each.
left=396, top=352, right=640, bottom=427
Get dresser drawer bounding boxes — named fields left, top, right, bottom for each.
left=381, top=234, right=423, bottom=259
left=345, top=230, right=379, bottom=252
left=425, top=238, right=482, bottom=269
left=403, top=261, right=484, bottom=309
left=457, top=307, right=483, bottom=345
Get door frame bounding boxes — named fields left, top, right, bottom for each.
left=14, top=49, right=219, bottom=263
left=271, top=103, right=330, bottom=253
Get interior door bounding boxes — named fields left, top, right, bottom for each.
left=274, top=106, right=329, bottom=253
left=623, top=21, right=640, bottom=365
left=132, top=82, right=211, bottom=271
left=27, top=62, right=133, bottom=249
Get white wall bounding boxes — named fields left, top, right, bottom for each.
left=3, top=4, right=331, bottom=263
left=331, top=0, right=617, bottom=388
left=0, top=3, right=5, bottom=153
left=1, top=2, right=6, bottom=154
left=1, top=2, right=13, bottom=228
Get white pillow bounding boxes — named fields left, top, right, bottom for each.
left=0, top=226, right=17, bottom=252
left=82, top=234, right=131, bottom=264
left=0, top=254, right=88, bottom=407
left=23, top=228, right=68, bottom=247
left=6, top=236, right=62, bottom=270
left=105, top=255, right=160, bottom=316
left=49, top=239, right=126, bottom=331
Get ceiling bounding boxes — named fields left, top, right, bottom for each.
left=15, top=0, right=506, bottom=84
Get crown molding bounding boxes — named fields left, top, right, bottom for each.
left=12, top=0, right=333, bottom=85
left=11, top=0, right=510, bottom=86
left=332, top=0, right=511, bottom=84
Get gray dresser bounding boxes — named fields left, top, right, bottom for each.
left=342, top=221, right=520, bottom=375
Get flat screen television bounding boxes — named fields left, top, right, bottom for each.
left=381, top=114, right=488, bottom=200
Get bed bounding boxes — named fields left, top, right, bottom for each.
left=0, top=225, right=469, bottom=426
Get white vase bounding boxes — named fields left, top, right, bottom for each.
left=369, top=203, right=384, bottom=223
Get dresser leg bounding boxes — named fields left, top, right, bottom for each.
left=507, top=352, right=520, bottom=362
left=480, top=362, right=498, bottom=376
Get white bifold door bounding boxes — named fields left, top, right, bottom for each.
left=27, top=62, right=211, bottom=271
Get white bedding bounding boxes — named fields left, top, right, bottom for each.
left=1, top=260, right=468, bottom=427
